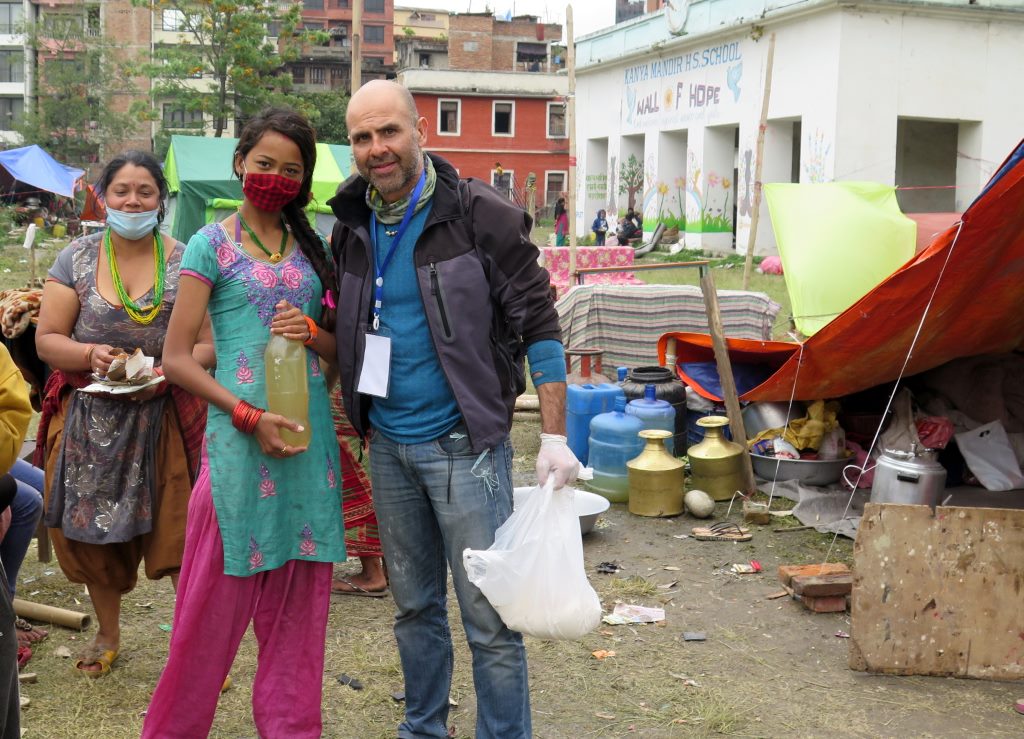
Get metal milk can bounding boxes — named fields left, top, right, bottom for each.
left=627, top=429, right=685, bottom=517
left=688, top=416, right=746, bottom=502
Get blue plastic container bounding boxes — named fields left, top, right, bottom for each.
left=686, top=406, right=732, bottom=448
left=626, top=384, right=677, bottom=455
left=588, top=396, right=645, bottom=503
left=566, top=382, right=624, bottom=464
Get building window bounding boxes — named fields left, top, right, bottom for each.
left=292, top=67, right=305, bottom=84
left=0, top=96, right=22, bottom=128
left=266, top=21, right=282, bottom=38
left=162, top=104, right=203, bottom=129
left=0, top=3, right=23, bottom=35
left=491, top=169, right=513, bottom=199
left=162, top=9, right=185, bottom=31
left=0, top=50, right=21, bottom=83
left=332, top=0, right=349, bottom=7
left=364, top=0, right=384, bottom=12
left=309, top=67, right=325, bottom=84
left=492, top=101, right=514, bottom=137
left=85, top=5, right=100, bottom=36
left=438, top=99, right=460, bottom=136
left=516, top=41, right=547, bottom=71
left=364, top=25, right=384, bottom=44
left=303, top=0, right=323, bottom=10
left=418, top=53, right=431, bottom=68
left=545, top=171, right=566, bottom=206
left=546, top=102, right=566, bottom=138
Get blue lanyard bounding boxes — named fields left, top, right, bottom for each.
left=369, top=169, right=427, bottom=332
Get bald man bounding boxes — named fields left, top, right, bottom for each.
left=327, top=80, right=579, bottom=738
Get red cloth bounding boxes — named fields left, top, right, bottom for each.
left=34, top=370, right=206, bottom=484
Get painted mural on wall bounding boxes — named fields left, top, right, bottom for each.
left=618, top=154, right=644, bottom=211
left=803, top=128, right=833, bottom=183
left=622, top=42, right=744, bottom=131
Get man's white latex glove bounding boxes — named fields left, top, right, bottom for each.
left=536, top=433, right=581, bottom=489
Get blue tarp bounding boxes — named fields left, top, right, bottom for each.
left=0, top=145, right=84, bottom=198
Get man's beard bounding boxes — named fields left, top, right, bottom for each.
left=366, top=146, right=422, bottom=198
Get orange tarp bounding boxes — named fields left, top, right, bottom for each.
left=660, top=142, right=1024, bottom=402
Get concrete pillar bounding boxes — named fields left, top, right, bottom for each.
left=684, top=124, right=735, bottom=253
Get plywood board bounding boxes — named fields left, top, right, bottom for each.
left=850, top=503, right=1024, bottom=680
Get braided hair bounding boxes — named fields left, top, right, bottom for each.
left=234, top=107, right=337, bottom=328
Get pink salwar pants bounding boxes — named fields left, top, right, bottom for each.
left=142, top=461, right=332, bottom=739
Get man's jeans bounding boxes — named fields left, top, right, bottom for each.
left=370, top=426, right=531, bottom=739
left=4, top=460, right=43, bottom=597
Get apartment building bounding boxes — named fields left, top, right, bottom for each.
left=0, top=0, right=25, bottom=144
left=290, top=0, right=395, bottom=94
left=393, top=5, right=448, bottom=71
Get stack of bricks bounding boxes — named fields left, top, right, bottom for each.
left=777, top=563, right=852, bottom=613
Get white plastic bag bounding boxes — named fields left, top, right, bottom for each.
left=463, top=477, right=602, bottom=640
left=955, top=420, right=1024, bottom=491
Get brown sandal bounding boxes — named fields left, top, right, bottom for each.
left=691, top=522, right=753, bottom=542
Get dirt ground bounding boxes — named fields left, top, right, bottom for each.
left=14, top=417, right=1024, bottom=738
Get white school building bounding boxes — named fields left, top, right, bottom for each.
left=573, top=0, right=1024, bottom=253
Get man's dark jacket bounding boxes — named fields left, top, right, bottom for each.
left=327, top=153, right=561, bottom=453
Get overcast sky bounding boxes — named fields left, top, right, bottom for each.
left=395, top=0, right=619, bottom=40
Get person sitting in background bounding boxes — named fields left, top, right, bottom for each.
left=617, top=215, right=639, bottom=243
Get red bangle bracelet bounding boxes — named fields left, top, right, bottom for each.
left=231, top=400, right=265, bottom=434
left=303, top=316, right=318, bottom=347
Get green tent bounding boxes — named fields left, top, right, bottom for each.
left=164, top=135, right=352, bottom=243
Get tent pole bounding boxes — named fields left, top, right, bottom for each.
left=742, top=33, right=776, bottom=291
left=566, top=4, right=577, bottom=284
left=700, top=266, right=756, bottom=495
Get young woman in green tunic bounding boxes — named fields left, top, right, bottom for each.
left=143, top=108, right=345, bottom=738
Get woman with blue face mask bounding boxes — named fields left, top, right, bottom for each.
left=34, top=150, right=214, bottom=678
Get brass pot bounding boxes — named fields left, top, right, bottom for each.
left=688, top=416, right=746, bottom=502
left=627, top=429, right=684, bottom=517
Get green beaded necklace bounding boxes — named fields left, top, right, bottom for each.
left=236, top=211, right=288, bottom=263
left=104, top=228, right=165, bottom=325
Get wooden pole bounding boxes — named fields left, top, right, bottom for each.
left=742, top=33, right=776, bottom=291
left=565, top=4, right=578, bottom=283
left=351, top=0, right=362, bottom=95
left=525, top=172, right=537, bottom=237
left=699, top=267, right=757, bottom=495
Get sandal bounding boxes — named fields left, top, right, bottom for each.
left=74, top=644, right=119, bottom=678
left=331, top=575, right=388, bottom=598
left=691, top=522, right=753, bottom=542
left=14, top=618, right=47, bottom=644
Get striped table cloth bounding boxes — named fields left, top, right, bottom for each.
left=556, top=283, right=781, bottom=370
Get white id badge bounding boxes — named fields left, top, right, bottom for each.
left=357, top=333, right=392, bottom=398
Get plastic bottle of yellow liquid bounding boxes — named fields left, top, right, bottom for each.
left=264, top=333, right=311, bottom=447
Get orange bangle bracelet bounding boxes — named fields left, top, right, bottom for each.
left=303, top=316, right=318, bottom=347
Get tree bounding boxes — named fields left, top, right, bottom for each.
left=300, top=92, right=349, bottom=146
left=16, top=12, right=145, bottom=167
left=619, top=154, right=644, bottom=211
left=140, top=0, right=313, bottom=138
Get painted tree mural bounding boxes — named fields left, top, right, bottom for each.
left=618, top=154, right=644, bottom=211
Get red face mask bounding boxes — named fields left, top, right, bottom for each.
left=242, top=170, right=302, bottom=212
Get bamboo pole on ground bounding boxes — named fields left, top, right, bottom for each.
left=699, top=268, right=757, bottom=495
left=565, top=4, right=578, bottom=283
left=742, top=33, right=776, bottom=290
left=14, top=599, right=91, bottom=631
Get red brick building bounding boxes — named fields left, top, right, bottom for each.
left=292, top=0, right=395, bottom=93
left=399, top=13, right=568, bottom=213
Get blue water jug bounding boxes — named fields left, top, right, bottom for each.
left=626, top=384, right=677, bottom=455
left=588, top=396, right=644, bottom=504
left=567, top=383, right=624, bottom=465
